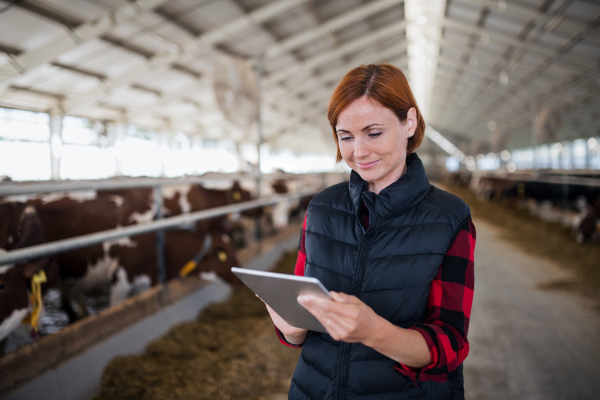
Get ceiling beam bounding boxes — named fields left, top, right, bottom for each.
left=0, top=0, right=167, bottom=92
left=441, top=1, right=600, bottom=134
left=61, top=0, right=310, bottom=115
left=441, top=15, right=597, bottom=70
left=264, top=0, right=405, bottom=60
left=456, top=0, right=597, bottom=40
left=273, top=38, right=407, bottom=102
left=265, top=20, right=407, bottom=88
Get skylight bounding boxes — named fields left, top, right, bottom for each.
left=405, top=0, right=446, bottom=119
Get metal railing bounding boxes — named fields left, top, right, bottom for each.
left=461, top=170, right=600, bottom=188
left=0, top=190, right=317, bottom=267
left=0, top=172, right=347, bottom=197
left=0, top=171, right=349, bottom=279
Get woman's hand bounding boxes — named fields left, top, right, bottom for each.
left=297, top=291, right=382, bottom=344
left=257, top=295, right=308, bottom=345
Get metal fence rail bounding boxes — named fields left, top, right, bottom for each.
left=0, top=191, right=316, bottom=266
left=0, top=172, right=347, bottom=197
left=464, top=171, right=600, bottom=187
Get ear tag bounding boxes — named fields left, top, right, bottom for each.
left=32, top=270, right=47, bottom=284
left=218, top=251, right=227, bottom=263
left=233, top=191, right=242, bottom=202
left=180, top=261, right=196, bottom=277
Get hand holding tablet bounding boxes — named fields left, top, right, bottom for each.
left=231, top=267, right=331, bottom=333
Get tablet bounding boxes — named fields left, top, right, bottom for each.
left=231, top=267, right=331, bottom=333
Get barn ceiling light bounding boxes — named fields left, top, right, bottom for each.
left=405, top=0, right=446, bottom=119
left=424, top=126, right=467, bottom=163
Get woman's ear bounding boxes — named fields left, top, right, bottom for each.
left=406, top=107, right=417, bottom=138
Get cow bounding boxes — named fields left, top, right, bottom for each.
left=0, top=201, right=58, bottom=354
left=575, top=195, right=600, bottom=243
left=25, top=182, right=249, bottom=321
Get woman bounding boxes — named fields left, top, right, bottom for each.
left=265, top=63, right=476, bottom=400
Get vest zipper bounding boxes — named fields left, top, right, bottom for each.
left=337, top=199, right=374, bottom=400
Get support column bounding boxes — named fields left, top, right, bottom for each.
left=49, top=108, right=64, bottom=181
left=113, top=115, right=127, bottom=177
left=159, top=120, right=171, bottom=178
left=255, top=54, right=264, bottom=246
left=191, top=132, right=203, bottom=176
left=531, top=104, right=539, bottom=170
left=236, top=141, right=245, bottom=172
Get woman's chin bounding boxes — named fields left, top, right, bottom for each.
left=355, top=168, right=382, bottom=183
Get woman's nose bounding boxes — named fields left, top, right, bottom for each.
left=354, top=137, right=370, bottom=159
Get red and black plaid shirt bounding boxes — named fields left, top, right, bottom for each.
left=276, top=204, right=476, bottom=383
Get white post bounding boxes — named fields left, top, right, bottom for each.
left=255, top=54, right=264, bottom=246
left=159, top=120, right=171, bottom=178
left=236, top=141, right=245, bottom=172
left=191, top=133, right=203, bottom=175
left=49, top=107, right=63, bottom=181
left=113, top=114, right=127, bottom=177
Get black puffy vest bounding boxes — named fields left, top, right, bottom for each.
left=289, top=153, right=470, bottom=400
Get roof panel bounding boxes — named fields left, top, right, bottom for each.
left=266, top=7, right=314, bottom=39
left=564, top=0, right=600, bottom=21
left=54, top=39, right=114, bottom=67
left=40, top=0, right=111, bottom=21
left=75, top=46, right=148, bottom=78
left=446, top=2, right=480, bottom=24
left=0, top=8, right=66, bottom=53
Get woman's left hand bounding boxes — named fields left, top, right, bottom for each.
left=297, top=291, right=382, bottom=343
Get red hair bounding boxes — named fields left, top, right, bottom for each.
left=327, top=63, right=425, bottom=163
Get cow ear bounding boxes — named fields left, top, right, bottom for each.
left=13, top=206, right=44, bottom=250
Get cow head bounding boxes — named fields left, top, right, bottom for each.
left=271, top=179, right=289, bottom=194
left=0, top=202, right=58, bottom=341
left=182, top=234, right=242, bottom=286
left=229, top=181, right=263, bottom=218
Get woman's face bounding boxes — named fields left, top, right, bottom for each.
left=336, top=96, right=417, bottom=194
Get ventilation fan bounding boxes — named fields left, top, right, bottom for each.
left=213, top=55, right=260, bottom=128
left=535, top=106, right=562, bottom=144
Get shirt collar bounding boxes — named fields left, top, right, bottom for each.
left=348, top=153, right=431, bottom=221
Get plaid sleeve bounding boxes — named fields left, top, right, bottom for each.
left=294, top=211, right=307, bottom=277
left=277, top=211, right=308, bottom=348
left=394, top=217, right=476, bottom=383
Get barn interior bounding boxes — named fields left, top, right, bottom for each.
left=1, top=1, right=600, bottom=400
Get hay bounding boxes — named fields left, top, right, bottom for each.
left=440, top=183, right=600, bottom=304
left=95, top=251, right=301, bottom=400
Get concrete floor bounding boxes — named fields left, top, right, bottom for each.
left=464, top=218, right=600, bottom=400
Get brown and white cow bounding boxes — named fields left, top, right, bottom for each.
left=0, top=201, right=58, bottom=354
left=25, top=183, right=248, bottom=321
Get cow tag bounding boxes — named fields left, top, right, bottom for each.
left=218, top=251, right=227, bottom=262
left=180, top=261, right=197, bottom=277
left=233, top=191, right=242, bottom=202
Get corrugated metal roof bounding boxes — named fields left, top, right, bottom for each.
left=0, top=0, right=597, bottom=154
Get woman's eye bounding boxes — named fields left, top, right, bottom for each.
left=340, top=136, right=353, bottom=141
left=369, top=132, right=382, bottom=138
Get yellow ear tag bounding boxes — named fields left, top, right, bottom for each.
left=180, top=261, right=197, bottom=277
left=233, top=191, right=242, bottom=202
left=218, top=251, right=227, bottom=263
left=32, top=270, right=47, bottom=284
left=23, top=270, right=48, bottom=330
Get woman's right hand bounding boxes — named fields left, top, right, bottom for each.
left=258, top=295, right=308, bottom=345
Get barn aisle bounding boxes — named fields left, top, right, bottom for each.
left=464, top=218, right=600, bottom=400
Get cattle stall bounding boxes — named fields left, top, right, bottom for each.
left=0, top=172, right=347, bottom=399
left=448, top=169, right=600, bottom=243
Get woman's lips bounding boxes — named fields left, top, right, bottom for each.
left=356, top=160, right=379, bottom=169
